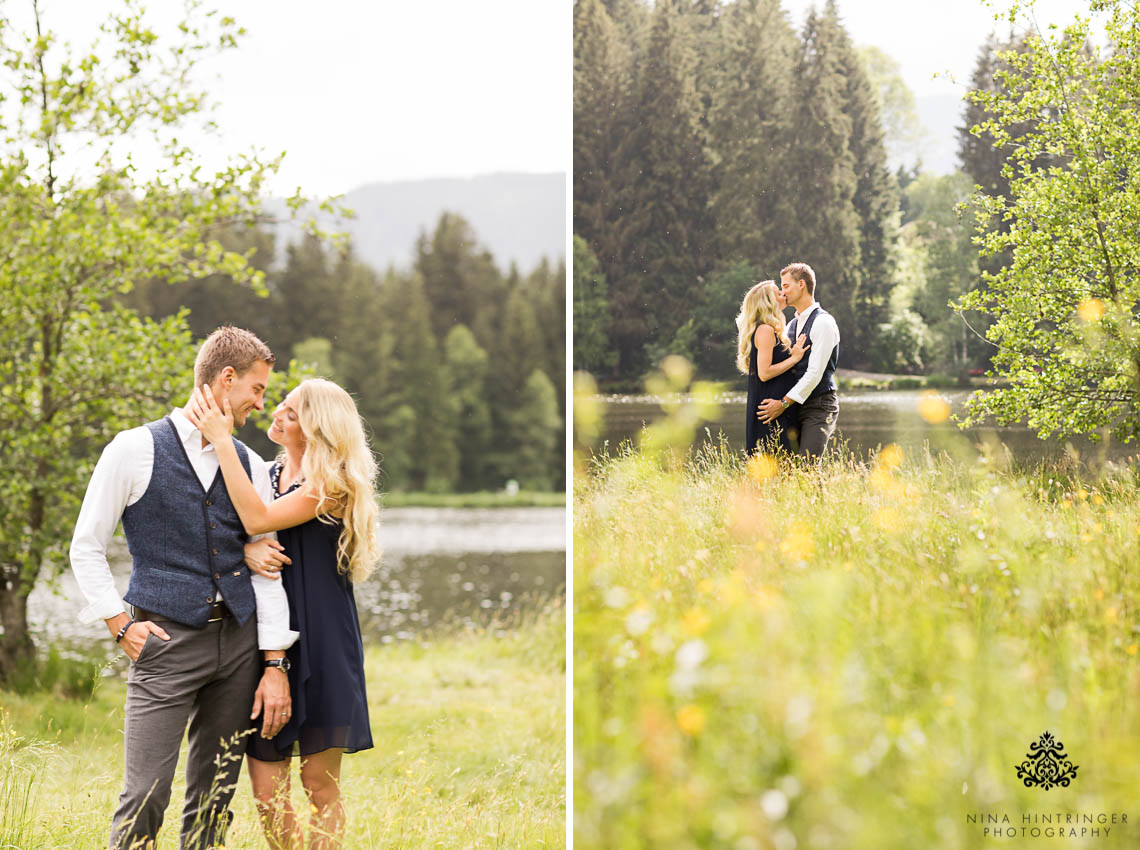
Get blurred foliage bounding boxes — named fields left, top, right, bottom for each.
left=575, top=435, right=1140, bottom=847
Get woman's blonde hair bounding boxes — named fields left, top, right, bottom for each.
left=287, top=378, right=381, bottom=583
left=735, top=281, right=789, bottom=374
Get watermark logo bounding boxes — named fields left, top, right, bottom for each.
left=1016, top=731, right=1078, bottom=790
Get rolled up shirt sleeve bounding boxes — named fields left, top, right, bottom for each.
left=786, top=311, right=840, bottom=405
left=70, top=431, right=142, bottom=624
left=250, top=453, right=299, bottom=650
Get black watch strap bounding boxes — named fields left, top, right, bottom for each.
left=264, top=657, right=291, bottom=672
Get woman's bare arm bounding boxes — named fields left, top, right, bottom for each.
left=188, top=385, right=323, bottom=535
left=753, top=325, right=808, bottom=380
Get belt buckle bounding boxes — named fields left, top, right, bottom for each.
left=206, top=603, right=225, bottom=623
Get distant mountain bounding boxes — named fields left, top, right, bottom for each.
left=276, top=172, right=566, bottom=274
left=916, top=94, right=967, bottom=175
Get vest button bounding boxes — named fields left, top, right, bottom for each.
left=210, top=522, right=217, bottom=529
left=214, top=573, right=221, bottom=580
left=206, top=595, right=213, bottom=603
left=205, top=499, right=212, bottom=506
left=211, top=548, right=219, bottom=555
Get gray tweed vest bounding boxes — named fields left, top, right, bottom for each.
left=120, top=417, right=257, bottom=627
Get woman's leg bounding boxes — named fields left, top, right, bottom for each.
left=248, top=754, right=302, bottom=850
left=299, top=748, right=346, bottom=850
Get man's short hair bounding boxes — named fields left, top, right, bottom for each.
left=781, top=262, right=817, bottom=297
left=194, top=326, right=275, bottom=387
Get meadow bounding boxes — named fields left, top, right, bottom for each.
left=1, top=603, right=565, bottom=849
left=573, top=439, right=1140, bottom=849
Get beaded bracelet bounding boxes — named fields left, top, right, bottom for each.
left=115, top=618, right=136, bottom=644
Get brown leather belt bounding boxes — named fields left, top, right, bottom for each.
left=132, top=602, right=229, bottom=623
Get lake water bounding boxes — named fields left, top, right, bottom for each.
left=597, top=389, right=1136, bottom=466
left=28, top=506, right=565, bottom=660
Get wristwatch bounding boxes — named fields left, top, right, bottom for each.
left=264, top=657, right=291, bottom=673
left=780, top=397, right=791, bottom=409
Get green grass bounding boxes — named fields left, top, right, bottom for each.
left=1, top=603, right=565, bottom=849
left=379, top=491, right=565, bottom=508
left=574, top=441, right=1140, bottom=849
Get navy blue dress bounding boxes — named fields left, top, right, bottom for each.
left=745, top=336, right=800, bottom=454
left=248, top=463, right=373, bottom=760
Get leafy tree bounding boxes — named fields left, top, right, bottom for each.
left=291, top=337, right=335, bottom=379
left=857, top=46, right=927, bottom=173
left=902, top=173, right=987, bottom=373
left=956, top=0, right=1140, bottom=441
left=118, top=224, right=277, bottom=341
left=958, top=34, right=1026, bottom=205
left=0, top=2, right=302, bottom=678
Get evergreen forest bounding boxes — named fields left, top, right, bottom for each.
left=574, top=0, right=1023, bottom=384
left=119, top=213, right=566, bottom=494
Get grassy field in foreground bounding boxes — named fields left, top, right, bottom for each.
left=1, top=604, right=565, bottom=849
left=380, top=491, right=565, bottom=508
left=574, top=443, right=1140, bottom=849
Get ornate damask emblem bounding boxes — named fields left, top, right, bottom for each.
left=1016, top=731, right=1078, bottom=789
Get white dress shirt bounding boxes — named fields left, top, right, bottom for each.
left=69, top=408, right=298, bottom=650
left=786, top=302, right=840, bottom=405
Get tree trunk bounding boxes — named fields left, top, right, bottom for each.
left=0, top=576, right=35, bottom=681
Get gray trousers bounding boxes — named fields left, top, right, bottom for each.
left=798, top=390, right=839, bottom=462
left=109, top=613, right=260, bottom=850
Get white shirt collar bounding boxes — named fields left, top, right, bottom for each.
left=169, top=407, right=213, bottom=452
left=794, top=302, right=821, bottom=321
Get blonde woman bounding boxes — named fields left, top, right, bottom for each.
left=736, top=281, right=810, bottom=454
left=188, top=378, right=379, bottom=850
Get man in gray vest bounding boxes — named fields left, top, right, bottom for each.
left=758, top=262, right=841, bottom=462
left=70, top=326, right=299, bottom=850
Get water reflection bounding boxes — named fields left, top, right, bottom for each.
left=27, top=506, right=565, bottom=660
left=356, top=550, right=565, bottom=642
left=598, top=390, right=1134, bottom=465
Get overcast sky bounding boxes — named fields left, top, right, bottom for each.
left=9, top=1, right=1103, bottom=198
left=13, top=0, right=570, bottom=198
left=781, top=0, right=1099, bottom=98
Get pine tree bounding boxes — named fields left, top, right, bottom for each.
left=414, top=212, right=505, bottom=344
left=574, top=0, right=638, bottom=369
left=779, top=4, right=861, bottom=359
left=618, top=0, right=715, bottom=373
left=836, top=2, right=897, bottom=362
left=601, top=0, right=650, bottom=54
left=502, top=370, right=563, bottom=491
left=706, top=0, right=796, bottom=267
left=383, top=272, right=459, bottom=492
left=443, top=325, right=494, bottom=490
left=572, top=236, right=617, bottom=375
left=527, top=257, right=566, bottom=410
left=485, top=285, right=549, bottom=486
left=271, top=233, right=339, bottom=361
